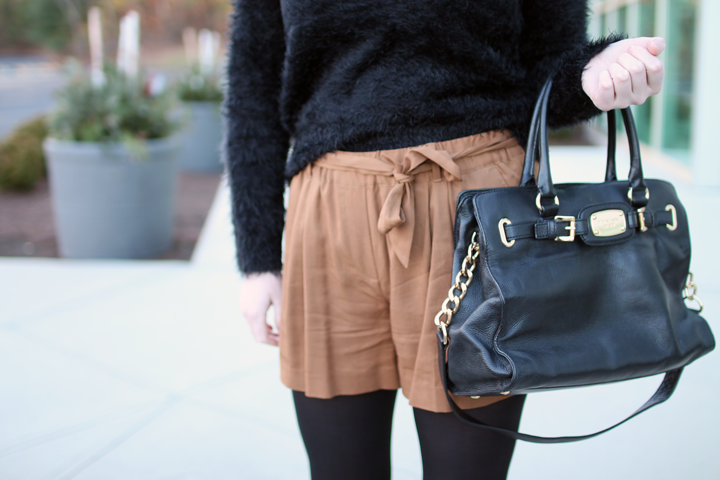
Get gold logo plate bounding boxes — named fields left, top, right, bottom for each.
left=590, top=209, right=627, bottom=237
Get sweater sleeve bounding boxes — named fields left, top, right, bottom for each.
left=222, top=0, right=289, bottom=275
left=519, top=0, right=625, bottom=129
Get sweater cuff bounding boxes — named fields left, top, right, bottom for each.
left=547, top=33, right=627, bottom=128
left=224, top=135, right=288, bottom=276
left=233, top=230, right=284, bottom=275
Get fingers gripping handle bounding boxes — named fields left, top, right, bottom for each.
left=519, top=77, right=649, bottom=213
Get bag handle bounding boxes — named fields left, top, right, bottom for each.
left=520, top=79, right=552, bottom=186
left=605, top=110, right=617, bottom=181
left=438, top=333, right=682, bottom=444
left=522, top=108, right=619, bottom=183
left=519, top=78, right=649, bottom=217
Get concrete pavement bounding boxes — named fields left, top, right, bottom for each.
left=0, top=146, right=718, bottom=479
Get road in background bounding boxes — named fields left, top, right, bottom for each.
left=0, top=56, right=64, bottom=140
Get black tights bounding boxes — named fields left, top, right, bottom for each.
left=292, top=389, right=526, bottom=480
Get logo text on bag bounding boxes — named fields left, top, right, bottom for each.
left=590, top=209, right=627, bottom=237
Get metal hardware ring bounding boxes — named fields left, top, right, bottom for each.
left=498, top=218, right=514, bottom=248
left=628, top=187, right=650, bottom=203
left=682, top=272, right=704, bottom=313
left=535, top=193, right=559, bottom=214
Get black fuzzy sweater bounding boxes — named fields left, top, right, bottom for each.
left=222, top=0, right=620, bottom=275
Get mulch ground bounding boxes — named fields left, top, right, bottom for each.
left=0, top=171, right=222, bottom=261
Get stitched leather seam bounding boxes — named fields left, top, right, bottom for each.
left=477, top=223, right=516, bottom=393
left=453, top=196, right=472, bottom=249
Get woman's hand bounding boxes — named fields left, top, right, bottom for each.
left=239, top=271, right=283, bottom=346
left=582, top=37, right=666, bottom=111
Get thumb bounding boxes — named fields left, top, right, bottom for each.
left=273, top=298, right=282, bottom=334
left=270, top=286, right=282, bottom=334
left=628, top=36, right=666, bottom=56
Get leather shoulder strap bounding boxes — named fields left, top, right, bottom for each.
left=437, top=333, right=682, bottom=444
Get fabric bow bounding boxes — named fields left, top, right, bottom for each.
left=377, top=146, right=462, bottom=268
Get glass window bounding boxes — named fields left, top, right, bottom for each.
left=617, top=6, right=628, bottom=34
left=634, top=0, right=656, bottom=144
left=662, top=0, right=696, bottom=162
left=639, top=0, right=656, bottom=36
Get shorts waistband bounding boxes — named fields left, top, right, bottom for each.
left=313, top=129, right=518, bottom=178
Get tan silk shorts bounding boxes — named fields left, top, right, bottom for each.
left=279, top=129, right=526, bottom=413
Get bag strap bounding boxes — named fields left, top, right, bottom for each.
left=437, top=332, right=682, bottom=444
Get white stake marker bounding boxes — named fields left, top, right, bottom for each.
left=88, top=6, right=104, bottom=86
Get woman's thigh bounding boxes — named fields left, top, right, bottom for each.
left=413, top=395, right=527, bottom=480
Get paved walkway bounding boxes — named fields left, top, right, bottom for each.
left=1, top=147, right=718, bottom=479
left=0, top=57, right=63, bottom=140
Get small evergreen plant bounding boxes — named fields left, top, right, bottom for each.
left=47, top=61, right=180, bottom=146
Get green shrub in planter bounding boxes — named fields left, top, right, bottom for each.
left=47, top=62, right=180, bottom=149
left=0, top=116, right=49, bottom=192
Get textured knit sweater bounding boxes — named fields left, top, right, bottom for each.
left=222, top=0, right=621, bottom=275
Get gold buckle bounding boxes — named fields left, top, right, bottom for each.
left=554, top=216, right=576, bottom=242
left=637, top=207, right=648, bottom=232
left=665, top=204, right=677, bottom=231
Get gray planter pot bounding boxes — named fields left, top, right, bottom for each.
left=43, top=136, right=180, bottom=259
left=178, top=101, right=223, bottom=172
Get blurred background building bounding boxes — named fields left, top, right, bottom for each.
left=588, top=0, right=719, bottom=187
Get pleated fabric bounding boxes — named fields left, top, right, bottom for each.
left=279, top=129, right=526, bottom=413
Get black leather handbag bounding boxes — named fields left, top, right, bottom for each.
left=435, top=78, right=715, bottom=443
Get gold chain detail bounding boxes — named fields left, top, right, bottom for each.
left=683, top=272, right=704, bottom=313
left=434, top=231, right=481, bottom=345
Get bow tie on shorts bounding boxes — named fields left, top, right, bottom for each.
left=313, top=137, right=518, bottom=267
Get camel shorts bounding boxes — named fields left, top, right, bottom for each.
left=279, top=129, right=526, bottom=413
